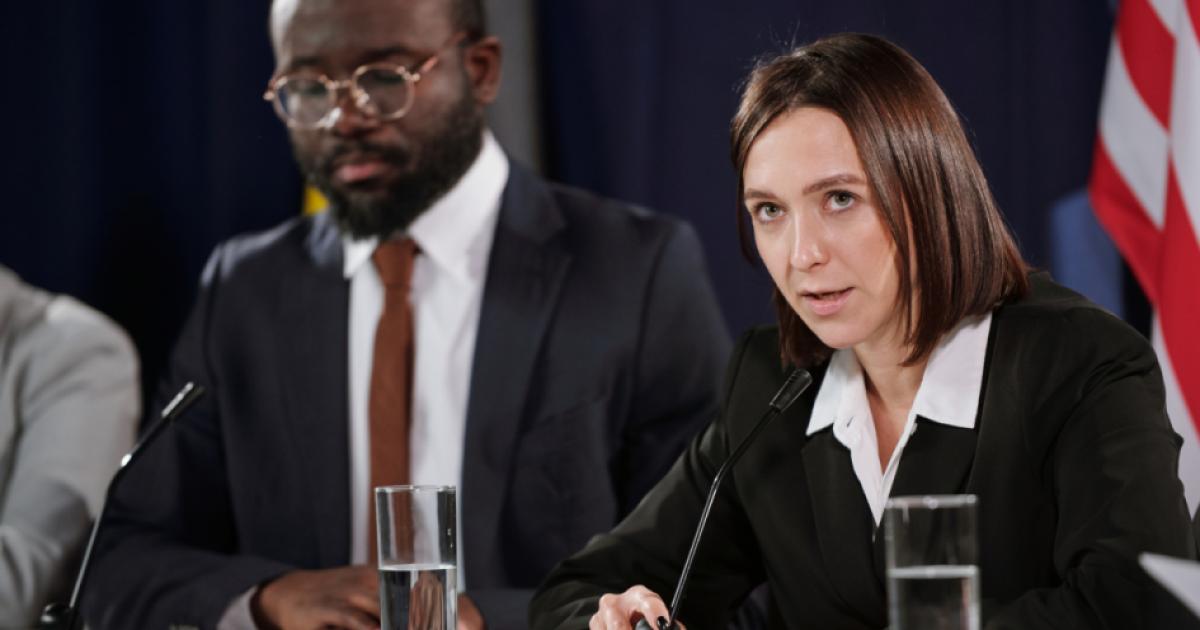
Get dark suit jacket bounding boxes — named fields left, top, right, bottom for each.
left=82, top=164, right=731, bottom=629
left=531, top=274, right=1196, bottom=629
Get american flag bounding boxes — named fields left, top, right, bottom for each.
left=1090, top=0, right=1200, bottom=513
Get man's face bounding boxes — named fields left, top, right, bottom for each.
left=270, top=0, right=498, bottom=238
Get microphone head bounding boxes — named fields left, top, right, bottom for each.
left=160, top=381, right=206, bottom=421
left=768, top=369, right=813, bottom=413
left=38, top=602, right=71, bottom=629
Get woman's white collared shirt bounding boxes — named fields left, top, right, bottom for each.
left=805, top=313, right=993, bottom=526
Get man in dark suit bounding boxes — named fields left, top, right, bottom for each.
left=82, top=0, right=729, bottom=628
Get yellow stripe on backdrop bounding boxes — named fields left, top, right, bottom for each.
left=304, top=185, right=329, bottom=215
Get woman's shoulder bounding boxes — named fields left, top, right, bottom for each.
left=988, top=273, right=1163, bottom=438
left=981, top=274, right=1168, bottom=468
left=995, top=272, right=1153, bottom=362
left=721, top=325, right=828, bottom=431
left=734, top=325, right=783, bottom=361
left=726, top=325, right=789, bottom=390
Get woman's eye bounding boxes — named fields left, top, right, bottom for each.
left=754, top=203, right=784, bottom=222
left=829, top=191, right=855, bottom=210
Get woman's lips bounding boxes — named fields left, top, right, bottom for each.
left=802, top=288, right=851, bottom=316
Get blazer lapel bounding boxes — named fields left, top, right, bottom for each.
left=872, top=419, right=980, bottom=575
left=801, top=428, right=887, bottom=617
left=279, top=213, right=352, bottom=567
left=461, top=166, right=570, bottom=584
left=887, top=420, right=979, bottom=499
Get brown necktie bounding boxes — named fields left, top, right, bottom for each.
left=369, top=238, right=418, bottom=565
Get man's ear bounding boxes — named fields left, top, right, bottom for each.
left=464, top=35, right=502, bottom=105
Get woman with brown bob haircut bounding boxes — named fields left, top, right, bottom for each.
left=531, top=33, right=1192, bottom=630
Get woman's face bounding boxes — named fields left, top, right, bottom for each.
left=743, top=107, right=903, bottom=353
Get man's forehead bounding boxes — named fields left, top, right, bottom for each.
left=271, top=0, right=454, bottom=64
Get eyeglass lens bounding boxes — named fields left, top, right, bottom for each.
left=274, top=67, right=415, bottom=127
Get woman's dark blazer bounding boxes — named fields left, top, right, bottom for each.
left=530, top=274, right=1195, bottom=629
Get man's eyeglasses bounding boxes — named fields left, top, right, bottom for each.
left=263, top=34, right=466, bottom=130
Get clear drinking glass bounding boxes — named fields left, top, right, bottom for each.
left=884, top=494, right=981, bottom=630
left=375, top=485, right=457, bottom=630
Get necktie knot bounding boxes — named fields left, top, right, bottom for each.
left=373, top=238, right=418, bottom=289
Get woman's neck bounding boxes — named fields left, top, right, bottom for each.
left=855, top=334, right=927, bottom=404
left=854, top=340, right=929, bottom=470
left=858, top=353, right=925, bottom=410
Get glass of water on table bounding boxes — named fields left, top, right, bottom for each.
left=375, top=485, right=457, bottom=630
left=884, top=494, right=980, bottom=630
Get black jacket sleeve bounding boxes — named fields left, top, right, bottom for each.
left=82, top=244, right=295, bottom=630
left=984, top=306, right=1195, bottom=629
left=530, top=331, right=765, bottom=630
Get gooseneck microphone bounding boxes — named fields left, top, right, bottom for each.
left=38, top=381, right=207, bottom=630
left=636, top=368, right=813, bottom=630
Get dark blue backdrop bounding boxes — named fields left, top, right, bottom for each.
left=1, top=1, right=298, bottom=396
left=0, top=1, right=1115, bottom=398
left=538, top=0, right=1114, bottom=335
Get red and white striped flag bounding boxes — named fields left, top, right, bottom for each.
left=1090, top=0, right=1200, bottom=513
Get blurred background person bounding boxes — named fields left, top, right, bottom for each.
left=0, top=265, right=138, bottom=626
left=79, top=0, right=729, bottom=628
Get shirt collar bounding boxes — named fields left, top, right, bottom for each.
left=910, top=313, right=992, bottom=429
left=808, top=347, right=862, bottom=436
left=341, top=130, right=510, bottom=283
left=806, top=312, right=993, bottom=436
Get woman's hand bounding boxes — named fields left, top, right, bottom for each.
left=589, top=585, right=685, bottom=630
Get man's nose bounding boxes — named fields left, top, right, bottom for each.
left=326, top=87, right=380, bottom=136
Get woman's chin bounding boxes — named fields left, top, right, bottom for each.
left=800, top=320, right=863, bottom=351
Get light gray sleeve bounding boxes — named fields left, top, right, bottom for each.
left=0, top=296, right=139, bottom=624
left=216, top=587, right=259, bottom=630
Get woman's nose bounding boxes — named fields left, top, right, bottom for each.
left=788, top=213, right=829, bottom=270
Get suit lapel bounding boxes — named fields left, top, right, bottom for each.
left=279, top=213, right=352, bottom=567
left=461, top=166, right=570, bottom=583
left=799, top=419, right=978, bottom=615
left=888, top=420, right=979, bottom=499
left=801, top=428, right=887, bottom=615
left=871, top=419, right=980, bottom=576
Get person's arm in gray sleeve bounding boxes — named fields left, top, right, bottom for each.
left=0, top=295, right=139, bottom=625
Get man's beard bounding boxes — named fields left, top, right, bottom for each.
left=301, top=91, right=484, bottom=240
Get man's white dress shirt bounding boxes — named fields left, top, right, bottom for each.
left=220, top=132, right=507, bottom=628
left=345, top=132, right=508, bottom=571
left=806, top=313, right=993, bottom=526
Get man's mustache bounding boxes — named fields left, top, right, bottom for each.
left=316, top=141, right=411, bottom=175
